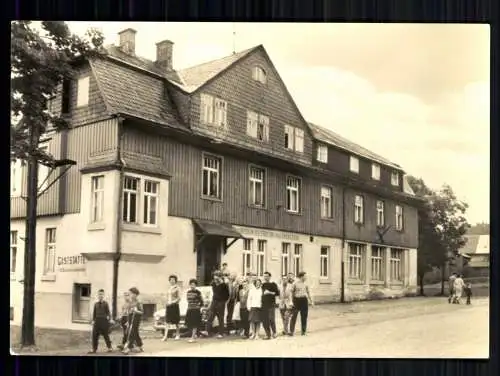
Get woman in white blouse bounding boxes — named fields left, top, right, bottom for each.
left=247, top=279, right=263, bottom=340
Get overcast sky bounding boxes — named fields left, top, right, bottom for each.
left=65, top=22, right=490, bottom=224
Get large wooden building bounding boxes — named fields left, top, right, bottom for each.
left=10, top=29, right=422, bottom=329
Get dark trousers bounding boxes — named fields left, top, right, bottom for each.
left=92, top=319, right=112, bottom=351
left=126, top=315, right=143, bottom=349
left=290, top=297, right=309, bottom=334
left=226, top=299, right=236, bottom=330
left=262, top=306, right=277, bottom=337
left=206, top=300, right=226, bottom=335
left=466, top=295, right=471, bottom=305
left=239, top=308, right=250, bottom=336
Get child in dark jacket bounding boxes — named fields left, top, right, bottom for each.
left=464, top=283, right=473, bottom=305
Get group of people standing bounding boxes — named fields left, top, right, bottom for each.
left=161, top=264, right=315, bottom=343
left=88, top=265, right=315, bottom=354
left=448, top=272, right=472, bottom=305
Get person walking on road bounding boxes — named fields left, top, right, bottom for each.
left=248, top=278, right=264, bottom=340
left=206, top=273, right=230, bottom=338
left=117, top=291, right=132, bottom=351
left=453, top=274, right=465, bottom=304
left=448, top=272, right=457, bottom=303
left=122, top=287, right=144, bottom=354
left=88, top=289, right=114, bottom=354
left=464, top=282, right=473, bottom=305
left=279, top=275, right=293, bottom=335
left=289, top=272, right=314, bottom=336
left=261, top=272, right=280, bottom=339
left=162, top=275, right=181, bottom=341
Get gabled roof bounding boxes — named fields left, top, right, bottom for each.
left=175, top=46, right=258, bottom=93
left=460, top=235, right=490, bottom=255
left=308, top=122, right=403, bottom=171
left=90, top=56, right=185, bottom=129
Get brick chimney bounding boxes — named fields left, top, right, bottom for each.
left=118, top=28, right=137, bottom=55
left=155, top=40, right=174, bottom=71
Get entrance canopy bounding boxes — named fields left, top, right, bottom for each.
left=192, top=219, right=243, bottom=253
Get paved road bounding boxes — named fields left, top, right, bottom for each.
left=146, top=299, right=489, bottom=358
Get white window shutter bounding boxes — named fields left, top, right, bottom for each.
left=221, top=101, right=227, bottom=127
left=76, top=76, right=90, bottom=107
left=247, top=111, right=258, bottom=138
left=261, top=115, right=269, bottom=141
left=295, top=128, right=304, bottom=153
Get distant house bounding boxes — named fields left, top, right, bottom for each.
left=459, top=235, right=490, bottom=275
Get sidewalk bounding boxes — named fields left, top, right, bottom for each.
left=11, top=296, right=488, bottom=356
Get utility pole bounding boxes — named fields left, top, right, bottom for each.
left=21, top=124, right=40, bottom=348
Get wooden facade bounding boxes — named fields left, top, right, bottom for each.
left=10, top=43, right=419, bottom=250
left=177, top=48, right=313, bottom=166
left=312, top=141, right=403, bottom=193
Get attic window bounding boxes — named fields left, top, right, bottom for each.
left=252, top=66, right=267, bottom=84
left=391, top=171, right=400, bottom=186
left=349, top=156, right=359, bottom=174
left=76, top=76, right=90, bottom=108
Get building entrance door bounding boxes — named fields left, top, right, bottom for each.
left=196, top=237, right=222, bottom=285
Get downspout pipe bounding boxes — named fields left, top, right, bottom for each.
left=112, top=116, right=125, bottom=319
left=340, top=186, right=346, bottom=303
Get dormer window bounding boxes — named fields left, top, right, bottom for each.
left=349, top=156, right=359, bottom=174
left=391, top=171, right=400, bottom=186
left=76, top=76, right=90, bottom=108
left=284, top=125, right=304, bottom=153
left=252, top=66, right=267, bottom=84
left=317, top=144, right=328, bottom=163
left=371, top=163, right=381, bottom=180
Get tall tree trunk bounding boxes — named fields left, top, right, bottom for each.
left=21, top=125, right=40, bottom=348
left=418, top=274, right=425, bottom=296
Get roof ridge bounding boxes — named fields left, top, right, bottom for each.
left=177, top=45, right=259, bottom=73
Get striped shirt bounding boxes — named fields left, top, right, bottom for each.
left=186, top=288, right=203, bottom=310
left=292, top=280, right=310, bottom=298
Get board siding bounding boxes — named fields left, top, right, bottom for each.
left=122, top=125, right=418, bottom=249
left=188, top=49, right=313, bottom=166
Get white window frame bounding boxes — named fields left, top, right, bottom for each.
left=320, top=186, right=333, bottom=219
left=395, top=205, right=404, bottom=231
left=371, top=246, right=385, bottom=281
left=123, top=176, right=139, bottom=223
left=252, top=66, right=267, bottom=84
left=390, top=248, right=403, bottom=282
left=257, top=114, right=269, bottom=142
left=354, top=195, right=364, bottom=224
left=376, top=200, right=385, bottom=227
left=349, top=156, right=359, bottom=173
left=143, top=180, right=160, bottom=226
left=371, top=163, right=381, bottom=180
left=256, top=240, right=267, bottom=277
left=10, top=231, right=18, bottom=275
left=292, top=244, right=302, bottom=277
left=90, top=175, right=104, bottom=223
left=10, top=159, right=23, bottom=197
left=320, top=246, right=330, bottom=279
left=202, top=155, right=222, bottom=200
left=286, top=176, right=301, bottom=213
left=281, top=243, right=291, bottom=276
left=348, top=243, right=365, bottom=280
left=76, top=76, right=90, bottom=108
left=43, top=228, right=57, bottom=276
left=249, top=166, right=265, bottom=208
left=213, top=98, right=228, bottom=128
left=295, top=128, right=304, bottom=153
left=391, top=171, right=400, bottom=186
left=317, top=144, right=328, bottom=163
left=242, top=239, right=253, bottom=276
left=38, top=144, right=50, bottom=192
left=246, top=110, right=259, bottom=138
